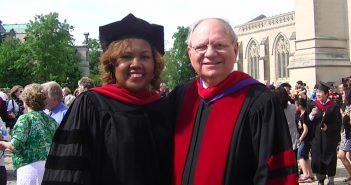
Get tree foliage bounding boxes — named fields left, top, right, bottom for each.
left=24, top=12, right=81, bottom=89
left=163, top=26, right=196, bottom=90
left=0, top=39, right=32, bottom=87
left=83, top=38, right=102, bottom=86
left=0, top=12, right=82, bottom=90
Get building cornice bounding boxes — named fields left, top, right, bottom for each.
left=234, top=11, right=295, bottom=36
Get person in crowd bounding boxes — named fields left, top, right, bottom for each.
left=42, top=81, right=68, bottom=125
left=62, top=87, right=71, bottom=97
left=168, top=17, right=297, bottom=185
left=338, top=83, right=348, bottom=97
left=0, top=83, right=57, bottom=185
left=63, top=94, right=76, bottom=107
left=280, top=82, right=295, bottom=104
left=310, top=84, right=319, bottom=103
left=76, top=77, right=95, bottom=96
left=292, top=81, right=307, bottom=101
left=0, top=90, right=8, bottom=102
left=327, top=82, right=340, bottom=104
left=7, top=85, right=25, bottom=129
left=275, top=87, right=300, bottom=153
left=295, top=98, right=314, bottom=183
left=159, top=82, right=169, bottom=97
left=62, top=87, right=76, bottom=107
left=42, top=14, right=172, bottom=185
left=338, top=88, right=351, bottom=182
left=310, top=81, right=342, bottom=185
left=73, top=88, right=79, bottom=96
left=0, top=125, right=10, bottom=185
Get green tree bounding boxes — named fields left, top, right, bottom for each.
left=163, top=26, right=196, bottom=89
left=0, top=39, right=32, bottom=87
left=83, top=38, right=102, bottom=86
left=24, top=12, right=81, bottom=89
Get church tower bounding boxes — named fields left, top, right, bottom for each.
left=289, top=0, right=351, bottom=87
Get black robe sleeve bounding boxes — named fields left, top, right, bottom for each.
left=42, top=93, right=98, bottom=185
left=225, top=85, right=298, bottom=185
left=250, top=88, right=297, bottom=184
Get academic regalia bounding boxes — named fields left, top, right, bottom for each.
left=42, top=84, right=173, bottom=185
left=168, top=71, right=298, bottom=185
left=310, top=99, right=341, bottom=177
left=310, top=81, right=342, bottom=178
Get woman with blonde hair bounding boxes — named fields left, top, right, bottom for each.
left=0, top=83, right=57, bottom=185
left=42, top=14, right=172, bottom=185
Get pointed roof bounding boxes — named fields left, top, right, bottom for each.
left=248, top=14, right=267, bottom=22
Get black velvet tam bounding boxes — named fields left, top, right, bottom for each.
left=99, top=13, right=164, bottom=55
left=318, top=81, right=332, bottom=93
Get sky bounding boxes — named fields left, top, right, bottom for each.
left=1, top=0, right=294, bottom=49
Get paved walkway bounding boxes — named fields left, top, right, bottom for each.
left=3, top=151, right=351, bottom=185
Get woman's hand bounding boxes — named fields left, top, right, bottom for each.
left=0, top=141, right=16, bottom=152
left=0, top=141, right=7, bottom=151
left=311, top=107, right=318, bottom=116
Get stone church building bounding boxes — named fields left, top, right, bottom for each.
left=234, top=0, right=351, bottom=89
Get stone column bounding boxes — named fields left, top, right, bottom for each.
left=289, top=0, right=351, bottom=88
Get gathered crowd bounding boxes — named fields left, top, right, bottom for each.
left=0, top=13, right=349, bottom=185
left=269, top=79, right=351, bottom=184
left=0, top=77, right=95, bottom=185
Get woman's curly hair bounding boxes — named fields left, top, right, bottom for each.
left=20, top=83, right=47, bottom=111
left=99, top=39, right=164, bottom=91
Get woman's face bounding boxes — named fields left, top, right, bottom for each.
left=114, top=39, right=155, bottom=92
left=15, top=88, right=23, bottom=98
left=316, top=89, right=327, bottom=101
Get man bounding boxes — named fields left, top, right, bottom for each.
left=169, top=18, right=298, bottom=185
left=310, top=81, right=341, bottom=185
left=42, top=81, right=68, bottom=125
left=77, top=77, right=95, bottom=96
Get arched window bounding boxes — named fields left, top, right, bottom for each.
left=247, top=41, right=260, bottom=79
left=275, top=35, right=290, bottom=78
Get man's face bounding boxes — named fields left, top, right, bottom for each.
left=187, top=19, right=238, bottom=87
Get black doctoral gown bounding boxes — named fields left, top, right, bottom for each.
left=168, top=80, right=298, bottom=185
left=42, top=90, right=173, bottom=185
left=311, top=101, right=341, bottom=176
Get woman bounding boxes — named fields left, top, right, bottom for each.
left=42, top=14, right=172, bottom=185
left=7, top=85, right=25, bottom=129
left=295, top=98, right=314, bottom=183
left=275, top=87, right=300, bottom=153
left=0, top=83, right=57, bottom=185
left=310, top=81, right=341, bottom=185
left=338, top=88, right=351, bottom=182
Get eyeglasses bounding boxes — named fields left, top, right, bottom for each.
left=190, top=42, right=233, bottom=54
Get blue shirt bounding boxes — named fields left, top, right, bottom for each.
left=44, top=102, right=68, bottom=125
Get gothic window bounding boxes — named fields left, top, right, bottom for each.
left=247, top=41, right=260, bottom=79
left=275, top=35, right=290, bottom=78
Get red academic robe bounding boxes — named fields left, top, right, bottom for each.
left=168, top=71, right=298, bottom=185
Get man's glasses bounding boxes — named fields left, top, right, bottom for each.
left=190, top=42, right=233, bottom=54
